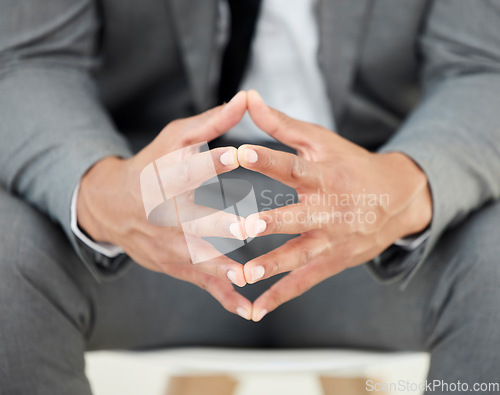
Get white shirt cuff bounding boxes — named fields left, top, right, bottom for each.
left=394, top=229, right=430, bottom=251
left=70, top=182, right=124, bottom=258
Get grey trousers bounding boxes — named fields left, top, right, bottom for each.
left=1, top=171, right=499, bottom=394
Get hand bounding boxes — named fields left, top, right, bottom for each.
left=77, top=91, right=253, bottom=320
left=237, top=90, right=432, bottom=321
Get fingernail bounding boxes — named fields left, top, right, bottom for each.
left=245, top=217, right=267, bottom=238
left=244, top=148, right=258, bottom=163
left=236, top=307, right=251, bottom=320
left=226, top=270, right=238, bottom=285
left=229, top=222, right=245, bottom=240
left=253, top=309, right=267, bottom=322
left=254, top=219, right=267, bottom=235
left=250, top=265, right=265, bottom=283
left=220, top=150, right=235, bottom=166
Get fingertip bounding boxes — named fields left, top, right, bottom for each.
left=235, top=90, right=248, bottom=101
left=237, top=145, right=259, bottom=167
left=246, top=91, right=279, bottom=138
left=244, top=214, right=267, bottom=238
left=225, top=90, right=247, bottom=110
left=247, top=89, right=263, bottom=104
left=229, top=221, right=247, bottom=240
left=247, top=90, right=268, bottom=115
left=236, top=306, right=252, bottom=320
left=226, top=269, right=238, bottom=284
left=227, top=268, right=246, bottom=287
left=244, top=263, right=265, bottom=284
left=252, top=308, right=268, bottom=322
left=219, top=147, right=239, bottom=168
left=219, top=91, right=248, bottom=130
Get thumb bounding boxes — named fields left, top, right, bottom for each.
left=246, top=90, right=316, bottom=153
left=165, top=91, right=248, bottom=150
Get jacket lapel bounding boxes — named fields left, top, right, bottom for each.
left=317, top=0, right=372, bottom=123
left=169, top=0, right=219, bottom=112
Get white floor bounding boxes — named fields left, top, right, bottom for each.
left=86, top=348, right=430, bottom=395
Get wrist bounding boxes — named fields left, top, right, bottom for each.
left=77, top=156, right=126, bottom=243
left=381, top=152, right=432, bottom=240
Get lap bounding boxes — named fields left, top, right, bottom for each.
left=0, top=188, right=95, bottom=392
left=267, top=200, right=500, bottom=353
left=1, top=182, right=498, bottom=353
left=0, top=187, right=266, bottom=353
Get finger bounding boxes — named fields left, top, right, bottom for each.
left=142, top=229, right=247, bottom=287
left=141, top=147, right=240, bottom=218
left=184, top=236, right=247, bottom=287
left=168, top=91, right=248, bottom=149
left=237, top=144, right=319, bottom=189
left=179, top=205, right=247, bottom=240
left=245, top=205, right=331, bottom=237
left=164, top=264, right=253, bottom=320
left=246, top=90, right=324, bottom=156
left=251, top=258, right=337, bottom=322
left=157, top=147, right=239, bottom=197
left=195, top=255, right=247, bottom=288
left=144, top=196, right=246, bottom=240
left=244, top=232, right=331, bottom=284
left=202, top=275, right=253, bottom=320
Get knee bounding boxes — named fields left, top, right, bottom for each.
left=436, top=201, right=500, bottom=319
left=0, top=187, right=78, bottom=275
left=455, top=202, right=500, bottom=287
left=0, top=188, right=91, bottom=332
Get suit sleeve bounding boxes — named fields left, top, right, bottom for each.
left=369, top=0, right=500, bottom=286
left=0, top=0, right=132, bottom=279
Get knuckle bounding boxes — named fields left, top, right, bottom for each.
left=203, top=152, right=215, bottom=170
left=203, top=107, right=217, bottom=120
left=198, top=278, right=209, bottom=291
left=268, top=288, right=284, bottom=308
left=269, top=258, right=280, bottom=276
left=150, top=242, right=169, bottom=266
left=276, top=110, right=290, bottom=125
left=293, top=278, right=310, bottom=296
left=331, top=163, right=351, bottom=188
left=211, top=263, right=224, bottom=278
left=155, top=254, right=170, bottom=269
left=290, top=157, right=305, bottom=180
left=151, top=253, right=163, bottom=269
left=261, top=152, right=275, bottom=171
left=221, top=287, right=235, bottom=302
left=211, top=215, right=225, bottom=233
left=305, top=210, right=315, bottom=228
left=298, top=247, right=312, bottom=267
left=180, top=134, right=196, bottom=148
left=198, top=274, right=215, bottom=291
left=270, top=213, right=282, bottom=233
left=166, top=119, right=182, bottom=132
left=178, top=161, right=193, bottom=185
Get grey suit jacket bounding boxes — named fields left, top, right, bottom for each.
left=1, top=0, right=499, bottom=284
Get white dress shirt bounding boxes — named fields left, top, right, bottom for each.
left=225, top=0, right=335, bottom=142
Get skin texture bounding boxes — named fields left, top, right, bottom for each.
left=238, top=90, right=432, bottom=322
left=78, top=90, right=432, bottom=322
left=77, top=91, right=253, bottom=320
